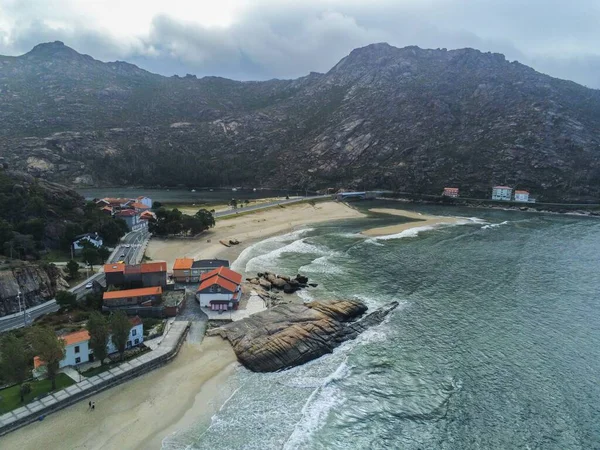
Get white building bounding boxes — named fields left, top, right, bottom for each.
left=33, top=317, right=144, bottom=370
left=196, top=267, right=242, bottom=311
left=72, top=232, right=103, bottom=254
left=514, top=190, right=530, bottom=202
left=492, top=186, right=513, bottom=201
left=136, top=196, right=153, bottom=208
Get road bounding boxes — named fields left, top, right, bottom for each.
left=0, top=197, right=327, bottom=332
left=0, top=229, right=149, bottom=333
left=213, top=195, right=328, bottom=218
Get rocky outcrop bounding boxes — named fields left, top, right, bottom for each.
left=208, top=299, right=398, bottom=372
left=248, top=272, right=312, bottom=294
left=0, top=262, right=68, bottom=316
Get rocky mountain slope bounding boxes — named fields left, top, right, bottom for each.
left=1, top=41, right=600, bottom=201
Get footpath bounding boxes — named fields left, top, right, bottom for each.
left=0, top=320, right=190, bottom=436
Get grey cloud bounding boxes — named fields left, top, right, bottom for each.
left=0, top=0, right=599, bottom=88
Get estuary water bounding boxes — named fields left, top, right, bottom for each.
left=164, top=203, right=600, bottom=449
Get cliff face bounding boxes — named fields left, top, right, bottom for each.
left=0, top=262, right=68, bottom=316
left=1, top=42, right=600, bottom=201
left=208, top=299, right=398, bottom=372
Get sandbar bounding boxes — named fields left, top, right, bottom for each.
left=363, top=208, right=462, bottom=236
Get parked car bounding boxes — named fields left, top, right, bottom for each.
left=85, top=282, right=93, bottom=289
left=120, top=253, right=125, bottom=257
left=125, top=244, right=131, bottom=248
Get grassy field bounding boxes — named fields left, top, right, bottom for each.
left=0, top=373, right=75, bottom=414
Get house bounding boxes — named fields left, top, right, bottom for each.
left=139, top=210, right=156, bottom=222
left=103, top=286, right=163, bottom=308
left=136, top=196, right=153, bottom=208
left=492, top=186, right=513, bottom=201
left=172, top=258, right=230, bottom=283
left=102, top=285, right=184, bottom=317
left=33, top=317, right=144, bottom=370
left=514, top=190, right=530, bottom=202
left=104, top=261, right=168, bottom=288
left=115, top=209, right=147, bottom=231
left=173, top=257, right=194, bottom=283
left=196, top=267, right=242, bottom=311
left=129, top=201, right=151, bottom=212
left=72, top=232, right=103, bottom=254
left=96, top=198, right=133, bottom=208
left=442, top=187, right=459, bottom=198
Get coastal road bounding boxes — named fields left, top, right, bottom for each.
left=214, top=195, right=330, bottom=218
left=0, top=229, right=149, bottom=333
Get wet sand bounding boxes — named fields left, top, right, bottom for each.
left=0, top=337, right=237, bottom=450
left=146, top=201, right=365, bottom=270
left=363, top=208, right=462, bottom=236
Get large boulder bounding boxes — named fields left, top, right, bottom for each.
left=208, top=299, right=398, bottom=372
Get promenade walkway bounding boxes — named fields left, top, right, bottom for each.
left=0, top=321, right=190, bottom=436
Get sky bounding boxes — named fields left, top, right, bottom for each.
left=0, top=0, right=598, bottom=88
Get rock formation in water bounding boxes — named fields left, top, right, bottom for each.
left=208, top=299, right=398, bottom=372
left=0, top=262, right=68, bottom=316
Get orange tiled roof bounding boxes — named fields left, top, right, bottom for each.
left=198, top=276, right=238, bottom=293
left=103, top=286, right=162, bottom=300
left=141, top=262, right=167, bottom=273
left=62, top=330, right=91, bottom=346
left=104, top=263, right=125, bottom=273
left=130, top=202, right=149, bottom=209
left=200, top=266, right=242, bottom=285
left=173, top=258, right=194, bottom=270
left=493, top=186, right=512, bottom=190
left=515, top=190, right=529, bottom=194
left=129, top=315, right=143, bottom=326
left=33, top=356, right=44, bottom=369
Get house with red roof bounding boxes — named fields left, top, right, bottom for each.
left=33, top=317, right=143, bottom=370
left=514, top=190, right=530, bottom=202
left=442, top=187, right=459, bottom=198
left=196, top=267, right=243, bottom=311
left=104, top=261, right=167, bottom=288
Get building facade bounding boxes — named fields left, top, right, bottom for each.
left=514, top=190, right=530, bottom=202
left=172, top=258, right=230, bottom=283
left=492, top=186, right=513, bottom=201
left=115, top=209, right=148, bottom=231
left=104, top=262, right=167, bottom=288
left=72, top=233, right=103, bottom=254
left=196, top=267, right=242, bottom=311
left=442, top=187, right=459, bottom=198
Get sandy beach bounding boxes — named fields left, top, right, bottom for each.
left=146, top=201, right=365, bottom=270
left=363, top=208, right=462, bottom=236
left=0, top=201, right=364, bottom=450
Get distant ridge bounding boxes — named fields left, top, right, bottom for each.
left=0, top=41, right=599, bottom=201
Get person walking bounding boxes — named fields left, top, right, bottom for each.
left=91, top=402, right=95, bottom=411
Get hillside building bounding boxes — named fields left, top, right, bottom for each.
left=492, top=186, right=513, bottom=201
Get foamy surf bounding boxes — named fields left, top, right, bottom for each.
left=481, top=220, right=509, bottom=230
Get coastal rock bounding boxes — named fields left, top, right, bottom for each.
left=208, top=299, right=399, bottom=372
left=259, top=278, right=272, bottom=290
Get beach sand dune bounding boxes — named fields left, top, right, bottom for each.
left=363, top=208, right=461, bottom=236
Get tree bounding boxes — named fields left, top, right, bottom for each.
left=66, top=259, right=79, bottom=280
left=230, top=198, right=238, bottom=209
left=110, top=311, right=131, bottom=361
left=28, top=327, right=65, bottom=390
left=82, top=247, right=101, bottom=269
left=55, top=290, right=77, bottom=309
left=151, top=201, right=162, bottom=210
left=84, top=291, right=103, bottom=311
left=98, top=246, right=111, bottom=263
left=0, top=335, right=30, bottom=401
left=194, top=208, right=215, bottom=229
left=87, top=312, right=109, bottom=365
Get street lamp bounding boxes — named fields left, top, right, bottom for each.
left=17, top=291, right=27, bottom=327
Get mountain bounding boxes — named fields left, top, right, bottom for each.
left=1, top=41, right=600, bottom=201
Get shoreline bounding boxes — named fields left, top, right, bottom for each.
left=0, top=201, right=365, bottom=450
left=362, top=208, right=462, bottom=236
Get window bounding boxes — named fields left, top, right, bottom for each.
left=134, top=338, right=139, bottom=345
left=74, top=345, right=80, bottom=353
left=127, top=340, right=132, bottom=348
left=132, top=329, right=137, bottom=336
left=75, top=357, right=81, bottom=364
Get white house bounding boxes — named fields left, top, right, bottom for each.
left=514, top=190, right=530, bottom=202
left=492, top=186, right=513, bottom=201
left=72, top=232, right=103, bottom=254
left=196, top=267, right=242, bottom=311
left=33, top=317, right=144, bottom=371
left=136, top=196, right=153, bottom=208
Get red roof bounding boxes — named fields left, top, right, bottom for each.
left=173, top=258, right=194, bottom=270
left=140, top=261, right=167, bottom=273
left=116, top=209, right=137, bottom=217
left=197, top=276, right=239, bottom=293
left=129, top=315, right=143, bottom=326
left=200, top=267, right=242, bottom=285
left=62, top=330, right=90, bottom=346
left=104, top=263, right=125, bottom=273
left=493, top=186, right=512, bottom=189
left=515, top=190, right=529, bottom=194
left=130, top=202, right=150, bottom=210
left=444, top=187, right=459, bottom=191
left=103, top=286, right=162, bottom=300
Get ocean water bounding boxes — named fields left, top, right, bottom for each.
left=163, top=203, right=600, bottom=449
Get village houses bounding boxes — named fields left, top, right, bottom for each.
left=172, top=258, right=230, bottom=283
left=514, top=190, right=530, bottom=202
left=492, top=186, right=513, bottom=201
left=33, top=316, right=144, bottom=371
left=196, top=266, right=243, bottom=312
left=442, top=187, right=459, bottom=198
left=72, top=232, right=103, bottom=255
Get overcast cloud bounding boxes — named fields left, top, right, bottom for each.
left=0, top=0, right=598, bottom=88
